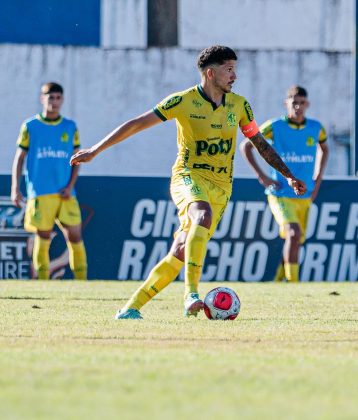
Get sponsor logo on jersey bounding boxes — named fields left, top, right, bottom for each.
left=192, top=99, right=203, bottom=108
left=36, top=147, right=69, bottom=159
left=195, top=138, right=232, bottom=156
left=226, top=112, right=237, bottom=127
left=61, top=132, right=69, bottom=142
left=190, top=114, right=206, bottom=119
left=193, top=163, right=228, bottom=174
left=244, top=101, right=254, bottom=121
left=306, top=136, right=315, bottom=146
left=193, top=163, right=215, bottom=172
left=162, top=96, right=182, bottom=110
left=281, top=152, right=314, bottom=163
left=211, top=123, right=222, bottom=129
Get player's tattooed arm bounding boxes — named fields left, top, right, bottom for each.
left=249, top=132, right=293, bottom=178
left=247, top=132, right=306, bottom=196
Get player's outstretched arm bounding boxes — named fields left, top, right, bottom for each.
left=70, top=110, right=162, bottom=166
left=247, top=132, right=306, bottom=196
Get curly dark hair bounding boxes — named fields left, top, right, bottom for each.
left=197, top=45, right=237, bottom=70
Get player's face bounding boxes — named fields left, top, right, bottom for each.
left=210, top=60, right=237, bottom=93
left=41, top=92, right=64, bottom=115
left=285, top=95, right=309, bottom=121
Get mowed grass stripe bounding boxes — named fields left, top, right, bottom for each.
left=0, top=281, right=357, bottom=420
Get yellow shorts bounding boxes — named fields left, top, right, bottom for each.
left=267, top=195, right=311, bottom=243
left=24, top=194, right=82, bottom=233
left=170, top=173, right=230, bottom=238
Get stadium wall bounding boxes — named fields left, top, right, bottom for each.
left=1, top=175, right=358, bottom=282
left=0, top=0, right=354, bottom=177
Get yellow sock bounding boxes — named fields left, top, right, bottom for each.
left=124, top=254, right=184, bottom=311
left=67, top=241, right=87, bottom=280
left=284, top=263, right=299, bottom=282
left=184, top=224, right=210, bottom=297
left=274, top=261, right=285, bottom=282
left=33, top=236, right=50, bottom=280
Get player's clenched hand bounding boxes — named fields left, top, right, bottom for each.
left=287, top=177, right=306, bottom=196
left=70, top=149, right=96, bottom=166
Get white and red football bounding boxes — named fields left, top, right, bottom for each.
left=204, top=287, right=240, bottom=320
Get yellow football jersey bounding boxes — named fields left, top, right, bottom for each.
left=154, top=85, right=255, bottom=194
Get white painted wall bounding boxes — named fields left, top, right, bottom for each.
left=0, top=0, right=354, bottom=177
left=101, top=0, right=147, bottom=48
left=179, top=0, right=353, bottom=51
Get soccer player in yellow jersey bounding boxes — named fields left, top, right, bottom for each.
left=241, top=86, right=329, bottom=282
left=11, top=82, right=87, bottom=280
left=71, top=46, right=306, bottom=319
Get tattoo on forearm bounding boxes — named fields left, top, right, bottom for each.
left=250, top=133, right=292, bottom=178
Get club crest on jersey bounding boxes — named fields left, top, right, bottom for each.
left=162, top=96, right=182, bottom=110
left=244, top=101, right=254, bottom=121
left=306, top=136, right=315, bottom=146
left=192, top=99, right=203, bottom=108
left=226, top=112, right=237, bottom=127
left=61, top=132, right=69, bottom=142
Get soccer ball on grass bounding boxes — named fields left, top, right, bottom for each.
left=204, top=287, right=240, bottom=320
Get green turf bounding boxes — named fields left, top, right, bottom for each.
left=0, top=281, right=357, bottom=420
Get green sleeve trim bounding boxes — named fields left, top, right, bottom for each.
left=153, top=107, right=167, bottom=121
left=18, top=145, right=29, bottom=151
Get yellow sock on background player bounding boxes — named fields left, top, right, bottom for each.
left=33, top=235, right=50, bottom=280
left=67, top=240, right=87, bottom=280
left=284, top=263, right=299, bottom=282
left=274, top=260, right=285, bottom=282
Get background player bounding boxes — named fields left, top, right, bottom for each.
left=240, top=85, right=328, bottom=282
left=71, top=46, right=306, bottom=319
left=11, top=82, right=87, bottom=280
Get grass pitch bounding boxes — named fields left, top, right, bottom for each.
left=0, top=281, right=357, bottom=420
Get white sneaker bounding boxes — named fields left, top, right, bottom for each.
left=184, top=293, right=204, bottom=317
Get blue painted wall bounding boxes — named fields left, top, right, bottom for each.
left=0, top=0, right=100, bottom=46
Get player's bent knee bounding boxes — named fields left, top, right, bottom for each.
left=188, top=202, right=213, bottom=229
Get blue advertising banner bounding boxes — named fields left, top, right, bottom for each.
left=0, top=175, right=357, bottom=281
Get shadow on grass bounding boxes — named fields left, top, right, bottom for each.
left=0, top=296, right=155, bottom=302
left=0, top=296, right=50, bottom=300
